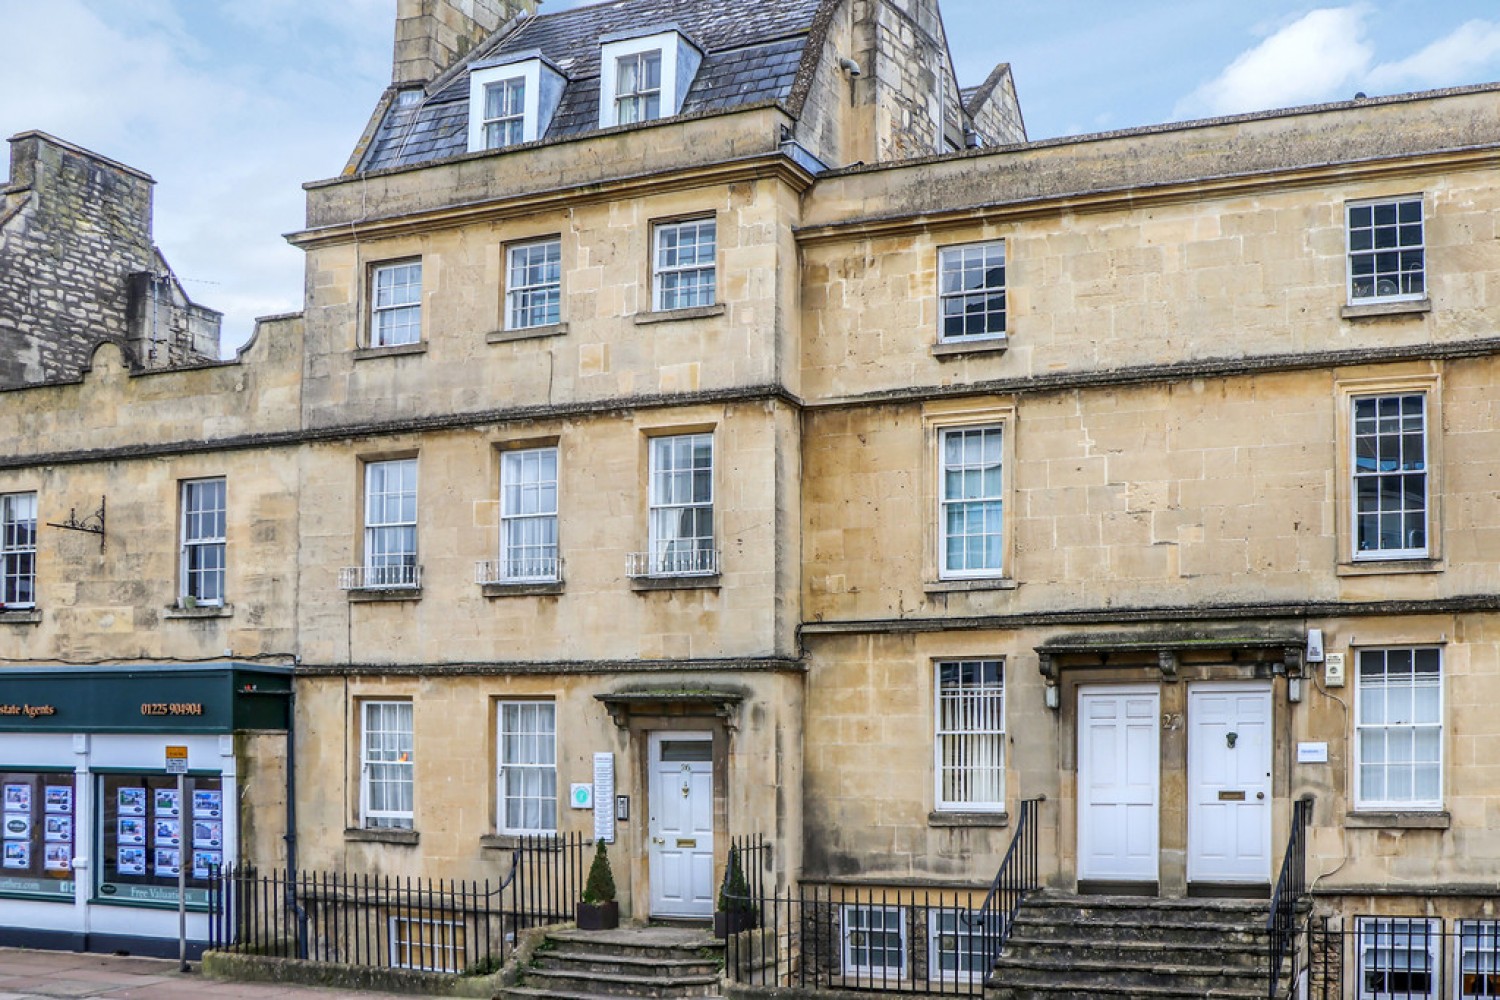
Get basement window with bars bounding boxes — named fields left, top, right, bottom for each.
left=842, top=904, right=907, bottom=979
left=388, top=915, right=465, bottom=973
left=1459, top=920, right=1500, bottom=999
left=934, top=659, right=1005, bottom=812
left=1358, top=917, right=1438, bottom=1000
left=928, top=909, right=1003, bottom=984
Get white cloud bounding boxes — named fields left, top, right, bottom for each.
left=1366, top=19, right=1500, bottom=91
left=1174, top=6, right=1373, bottom=119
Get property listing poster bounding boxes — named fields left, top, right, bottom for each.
left=0, top=772, right=75, bottom=898
left=99, top=774, right=223, bottom=905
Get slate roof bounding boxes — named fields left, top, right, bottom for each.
left=361, top=0, right=826, bottom=173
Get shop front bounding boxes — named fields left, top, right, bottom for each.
left=0, top=663, right=291, bottom=956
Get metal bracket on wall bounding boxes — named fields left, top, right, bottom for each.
left=46, top=496, right=106, bottom=551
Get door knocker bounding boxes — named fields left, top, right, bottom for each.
left=681, top=762, right=691, bottom=797
left=1226, top=731, right=1239, bottom=749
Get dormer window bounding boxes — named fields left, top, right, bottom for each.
left=467, top=53, right=567, bottom=153
left=483, top=77, right=526, bottom=148
left=615, top=51, right=662, bottom=124
left=598, top=28, right=702, bottom=129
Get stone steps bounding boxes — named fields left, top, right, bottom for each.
left=501, top=926, right=724, bottom=1000
left=987, top=891, right=1280, bottom=1000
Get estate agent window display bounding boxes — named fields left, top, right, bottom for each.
left=97, top=773, right=225, bottom=907
left=0, top=772, right=76, bottom=899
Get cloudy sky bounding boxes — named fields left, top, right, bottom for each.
left=4, top=1, right=1499, bottom=354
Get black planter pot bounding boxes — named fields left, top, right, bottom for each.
left=575, top=900, right=619, bottom=930
left=714, top=908, right=757, bottom=939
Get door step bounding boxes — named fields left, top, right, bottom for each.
left=501, top=926, right=724, bottom=1000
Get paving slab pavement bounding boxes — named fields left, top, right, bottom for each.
left=0, top=949, right=442, bottom=1000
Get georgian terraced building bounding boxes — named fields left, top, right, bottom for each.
left=3, top=0, right=1500, bottom=992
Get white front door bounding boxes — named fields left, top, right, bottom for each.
left=647, top=732, right=715, bottom=917
left=1078, top=685, right=1160, bottom=882
left=1187, top=681, right=1273, bottom=883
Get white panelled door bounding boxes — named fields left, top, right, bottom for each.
left=1077, top=686, right=1160, bottom=882
left=647, top=732, right=715, bottom=917
left=1187, top=682, right=1272, bottom=883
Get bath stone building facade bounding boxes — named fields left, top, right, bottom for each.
left=290, top=0, right=1021, bottom=927
left=0, top=134, right=296, bottom=956
left=4, top=0, right=1500, bottom=990
left=0, top=132, right=222, bottom=389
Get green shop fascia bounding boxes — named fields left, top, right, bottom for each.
left=0, top=663, right=289, bottom=932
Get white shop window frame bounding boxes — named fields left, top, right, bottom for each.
left=466, top=54, right=567, bottom=152
left=597, top=29, right=702, bottom=129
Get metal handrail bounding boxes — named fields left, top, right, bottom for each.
left=1266, top=795, right=1313, bottom=998
left=977, top=795, right=1045, bottom=985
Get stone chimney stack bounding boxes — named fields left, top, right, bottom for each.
left=392, top=0, right=538, bottom=86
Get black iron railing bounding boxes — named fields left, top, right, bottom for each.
left=1266, top=795, right=1313, bottom=998
left=723, top=798, right=1044, bottom=995
left=1302, top=914, right=1500, bottom=1000
left=209, top=832, right=589, bottom=974
left=975, top=795, right=1043, bottom=984
left=719, top=834, right=769, bottom=915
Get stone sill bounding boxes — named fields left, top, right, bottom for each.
left=353, top=342, right=427, bottom=361
left=931, top=335, right=1008, bottom=358
left=1345, top=810, right=1450, bottom=830
left=925, top=577, right=1017, bottom=593
left=633, top=304, right=725, bottom=325
left=480, top=833, right=558, bottom=851
left=630, top=574, right=721, bottom=592
left=486, top=322, right=568, bottom=344
left=0, top=609, right=42, bottom=625
left=163, top=604, right=233, bottom=620
left=481, top=581, right=565, bottom=598
left=928, top=810, right=1009, bottom=828
left=1337, top=557, right=1442, bottom=577
left=1341, top=298, right=1431, bottom=320
left=346, top=588, right=423, bottom=603
left=344, top=827, right=419, bottom=845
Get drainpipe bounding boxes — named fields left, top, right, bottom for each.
left=282, top=681, right=309, bottom=959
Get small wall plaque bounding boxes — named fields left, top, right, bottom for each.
left=1297, top=742, right=1329, bottom=764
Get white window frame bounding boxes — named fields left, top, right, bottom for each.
left=934, top=660, right=1005, bottom=813
left=499, top=446, right=560, bottom=583
left=388, top=915, right=464, bottom=973
left=363, top=459, right=420, bottom=589
left=1456, top=920, right=1500, bottom=1000
left=370, top=261, right=422, bottom=348
left=1351, top=393, right=1428, bottom=560
left=467, top=57, right=565, bottom=152
left=361, top=700, right=415, bottom=830
left=938, top=425, right=1005, bottom=579
left=1347, top=195, right=1426, bottom=304
left=598, top=31, right=699, bottom=128
left=505, top=238, right=562, bottom=331
left=938, top=242, right=1006, bottom=342
left=481, top=76, right=526, bottom=149
left=497, top=701, right=557, bottom=835
left=927, top=909, right=1002, bottom=984
left=1357, top=916, right=1439, bottom=1000
left=842, top=904, right=907, bottom=979
left=613, top=50, right=662, bottom=124
left=1, top=492, right=37, bottom=609
left=179, top=478, right=226, bottom=607
left=1354, top=647, right=1443, bottom=811
left=652, top=218, right=717, bottom=312
left=644, top=432, right=715, bottom=577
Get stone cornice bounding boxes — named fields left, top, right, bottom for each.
left=289, top=148, right=813, bottom=250
left=795, top=145, right=1500, bottom=246
left=798, top=594, right=1500, bottom=638
left=296, top=656, right=805, bottom=677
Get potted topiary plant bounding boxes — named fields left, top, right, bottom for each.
left=714, top=845, right=757, bottom=938
left=575, top=840, right=619, bottom=930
